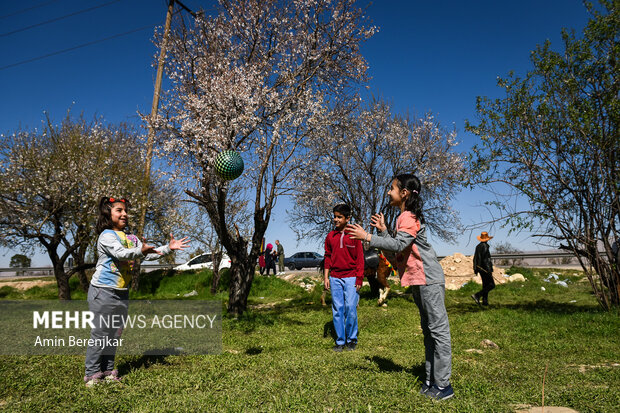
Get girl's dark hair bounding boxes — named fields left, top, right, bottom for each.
left=96, top=196, right=130, bottom=234
left=393, top=174, right=424, bottom=222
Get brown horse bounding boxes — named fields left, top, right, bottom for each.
left=364, top=249, right=396, bottom=305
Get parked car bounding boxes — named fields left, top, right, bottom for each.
left=174, top=252, right=231, bottom=272
left=283, top=252, right=324, bottom=270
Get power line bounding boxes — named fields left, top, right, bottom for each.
left=0, top=0, right=60, bottom=20
left=0, top=0, right=121, bottom=38
left=0, top=24, right=157, bottom=71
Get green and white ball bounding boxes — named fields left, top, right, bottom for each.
left=214, top=150, right=244, bottom=180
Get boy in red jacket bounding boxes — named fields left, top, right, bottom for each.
left=324, top=204, right=364, bottom=351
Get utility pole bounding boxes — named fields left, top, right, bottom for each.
left=136, top=0, right=175, bottom=239
left=132, top=0, right=175, bottom=291
left=133, top=0, right=197, bottom=291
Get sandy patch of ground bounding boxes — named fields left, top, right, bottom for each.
left=514, top=407, right=579, bottom=413
left=0, top=280, right=55, bottom=290
left=567, top=362, right=620, bottom=373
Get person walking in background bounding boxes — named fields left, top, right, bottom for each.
left=264, top=243, right=277, bottom=276
left=275, top=239, right=285, bottom=275
left=324, top=203, right=364, bottom=352
left=472, top=231, right=495, bottom=307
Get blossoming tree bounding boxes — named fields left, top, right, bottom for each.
left=291, top=99, right=469, bottom=243
left=0, top=114, right=179, bottom=299
left=157, top=0, right=374, bottom=315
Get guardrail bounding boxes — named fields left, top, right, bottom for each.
left=434, top=251, right=575, bottom=261
left=0, top=251, right=582, bottom=277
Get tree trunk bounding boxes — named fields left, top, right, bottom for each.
left=210, top=250, right=222, bottom=294
left=73, top=251, right=90, bottom=293
left=77, top=270, right=90, bottom=293
left=54, top=263, right=71, bottom=300
left=211, top=270, right=221, bottom=294
left=131, top=260, right=142, bottom=291
left=227, top=250, right=255, bottom=316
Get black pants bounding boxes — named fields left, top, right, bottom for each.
left=475, top=269, right=495, bottom=304
left=265, top=261, right=276, bottom=276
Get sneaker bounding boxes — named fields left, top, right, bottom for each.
left=332, top=344, right=345, bottom=352
left=427, top=384, right=454, bottom=400
left=419, top=382, right=432, bottom=395
left=103, top=369, right=121, bottom=383
left=471, top=294, right=481, bottom=307
left=84, top=372, right=104, bottom=388
left=344, top=341, right=357, bottom=351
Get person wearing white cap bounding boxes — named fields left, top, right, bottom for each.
left=472, top=232, right=494, bottom=307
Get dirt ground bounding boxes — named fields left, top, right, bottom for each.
left=0, top=279, right=55, bottom=290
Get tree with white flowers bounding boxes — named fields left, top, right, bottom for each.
left=291, top=98, right=468, bottom=244
left=156, top=0, right=375, bottom=315
left=0, top=113, right=180, bottom=299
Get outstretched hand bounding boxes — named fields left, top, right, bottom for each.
left=370, top=213, right=387, bottom=232
left=169, top=233, right=191, bottom=251
left=141, top=240, right=163, bottom=256
left=345, top=223, right=368, bottom=241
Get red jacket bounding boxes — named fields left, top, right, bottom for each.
left=324, top=230, right=364, bottom=286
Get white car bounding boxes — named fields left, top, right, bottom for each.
left=174, top=253, right=231, bottom=272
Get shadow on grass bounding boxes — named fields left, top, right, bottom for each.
left=228, top=292, right=338, bottom=333
left=365, top=356, right=425, bottom=378
left=323, top=321, right=337, bottom=341
left=449, top=298, right=601, bottom=315
left=119, top=354, right=170, bottom=375
left=245, top=346, right=263, bottom=355
left=500, top=299, right=601, bottom=314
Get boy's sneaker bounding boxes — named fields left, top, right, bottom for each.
left=84, top=372, right=104, bottom=388
left=427, top=384, right=454, bottom=400
left=344, top=341, right=357, bottom=351
left=332, top=344, right=345, bottom=352
left=103, top=369, right=121, bottom=383
left=419, top=382, right=432, bottom=395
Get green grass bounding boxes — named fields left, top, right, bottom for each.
left=0, top=267, right=618, bottom=412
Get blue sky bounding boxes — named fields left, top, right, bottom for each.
left=0, top=0, right=591, bottom=266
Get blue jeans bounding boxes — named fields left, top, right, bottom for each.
left=330, top=276, right=359, bottom=345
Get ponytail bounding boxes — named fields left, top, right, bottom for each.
left=393, top=174, right=424, bottom=222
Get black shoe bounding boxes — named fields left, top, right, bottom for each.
left=419, top=382, right=432, bottom=395
left=333, top=344, right=345, bottom=352
left=482, top=301, right=489, bottom=306
left=471, top=294, right=481, bottom=307
left=344, top=341, right=357, bottom=351
left=427, top=384, right=455, bottom=400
